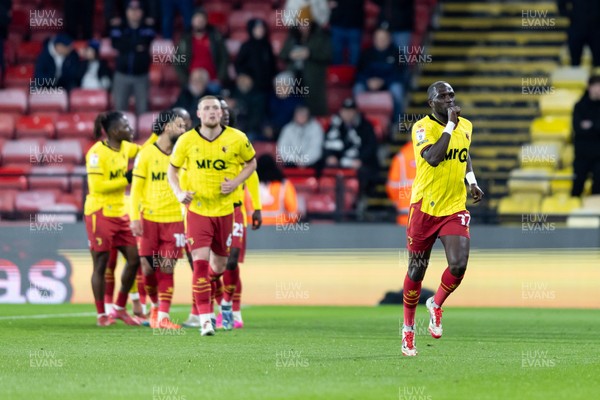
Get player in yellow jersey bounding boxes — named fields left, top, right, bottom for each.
left=130, top=110, right=187, bottom=329
left=168, top=95, right=257, bottom=336
left=84, top=111, right=143, bottom=327
left=401, top=82, right=484, bottom=356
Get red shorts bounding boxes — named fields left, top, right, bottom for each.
left=406, top=200, right=470, bottom=252
left=186, top=210, right=233, bottom=257
left=84, top=210, right=136, bottom=252
left=229, top=206, right=247, bottom=263
left=138, top=217, right=185, bottom=258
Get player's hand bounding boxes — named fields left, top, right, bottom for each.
left=130, top=220, right=143, bottom=237
left=470, top=184, right=484, bottom=204
left=221, top=178, right=238, bottom=194
left=252, top=210, right=262, bottom=230
left=176, top=190, right=195, bottom=204
left=447, top=106, right=461, bottom=125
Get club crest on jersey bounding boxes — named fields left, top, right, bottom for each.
left=89, top=153, right=99, bottom=167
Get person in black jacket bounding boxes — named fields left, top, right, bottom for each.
left=558, top=0, right=600, bottom=66
left=571, top=75, right=600, bottom=196
left=323, top=98, right=380, bottom=197
left=33, top=34, right=82, bottom=92
left=0, top=0, right=12, bottom=83
left=329, top=0, right=364, bottom=65
left=374, top=0, right=414, bottom=50
left=172, top=68, right=215, bottom=127
left=235, top=18, right=277, bottom=96
left=110, top=0, right=156, bottom=115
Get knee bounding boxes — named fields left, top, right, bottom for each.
left=448, top=256, right=468, bottom=277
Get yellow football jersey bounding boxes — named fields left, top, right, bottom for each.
left=85, top=141, right=139, bottom=217
left=170, top=126, right=256, bottom=217
left=410, top=115, right=473, bottom=217
left=131, top=143, right=183, bottom=223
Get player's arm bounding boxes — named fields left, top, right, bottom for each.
left=465, top=155, right=484, bottom=203
left=246, top=171, right=262, bottom=229
left=423, top=107, right=460, bottom=167
left=129, top=154, right=147, bottom=236
left=222, top=158, right=257, bottom=194
left=167, top=164, right=194, bottom=204
left=88, top=173, right=129, bottom=193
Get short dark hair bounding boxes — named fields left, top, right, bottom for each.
left=152, top=110, right=177, bottom=135
left=93, top=111, right=124, bottom=139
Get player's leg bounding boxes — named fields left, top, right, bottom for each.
left=182, top=243, right=201, bottom=327
left=90, top=250, right=115, bottom=326
left=232, top=221, right=248, bottom=329
left=141, top=255, right=160, bottom=327
left=104, top=248, right=118, bottom=315
left=130, top=267, right=146, bottom=319
left=210, top=252, right=232, bottom=330
left=111, top=244, right=142, bottom=326
left=220, top=210, right=244, bottom=330
left=426, top=211, right=471, bottom=339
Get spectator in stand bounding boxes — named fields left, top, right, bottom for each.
left=323, top=98, right=379, bottom=197
left=110, top=0, right=155, bottom=115
left=33, top=33, right=82, bottom=91
left=571, top=74, right=600, bottom=196
left=80, top=40, right=112, bottom=90
left=64, top=0, right=94, bottom=40
left=329, top=0, right=365, bottom=65
left=105, top=0, right=158, bottom=32
left=0, top=0, right=12, bottom=84
left=283, top=0, right=330, bottom=28
left=248, top=154, right=299, bottom=226
left=161, top=0, right=193, bottom=40
left=266, top=71, right=306, bottom=141
left=231, top=74, right=266, bottom=141
left=373, top=0, right=414, bottom=50
left=277, top=104, right=324, bottom=168
left=172, top=68, right=214, bottom=127
left=558, top=0, right=600, bottom=66
left=280, top=22, right=331, bottom=116
left=175, top=8, right=229, bottom=93
left=353, top=26, right=405, bottom=122
left=235, top=18, right=277, bottom=98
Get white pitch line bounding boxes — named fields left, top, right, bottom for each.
left=0, top=306, right=190, bottom=321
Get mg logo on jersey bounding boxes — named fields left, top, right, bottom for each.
left=109, top=169, right=125, bottom=179
left=196, top=159, right=227, bottom=170
left=151, top=172, right=167, bottom=181
left=444, top=148, right=468, bottom=162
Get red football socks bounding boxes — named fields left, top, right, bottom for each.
left=144, top=271, right=159, bottom=305
left=403, top=274, right=422, bottom=327
left=95, top=300, right=105, bottom=315
left=222, top=268, right=239, bottom=303
left=433, top=267, right=464, bottom=307
left=157, top=270, right=174, bottom=314
left=192, top=260, right=211, bottom=314
left=136, top=268, right=147, bottom=306
left=115, top=290, right=128, bottom=308
left=232, top=278, right=242, bottom=312
left=103, top=249, right=118, bottom=304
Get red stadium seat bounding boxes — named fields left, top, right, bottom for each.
left=252, top=142, right=277, bottom=158
left=0, top=114, right=17, bottom=139
left=2, top=139, right=45, bottom=164
left=29, top=91, right=69, bottom=113
left=288, top=176, right=318, bottom=194
left=5, top=64, right=35, bottom=88
left=229, top=10, right=265, bottom=33
left=149, top=64, right=163, bottom=86
left=364, top=114, right=389, bottom=142
left=319, top=176, right=336, bottom=193
left=162, top=65, right=180, bottom=86
left=149, top=87, right=180, bottom=111
left=241, top=3, right=272, bottom=14
left=44, top=139, right=83, bottom=165
left=322, top=168, right=357, bottom=178
left=355, top=91, right=394, bottom=117
left=55, top=112, right=97, bottom=139
left=17, top=41, right=43, bottom=64
left=28, top=165, right=71, bottom=191
left=15, top=115, right=55, bottom=138
left=137, top=112, right=156, bottom=140
left=99, top=38, right=118, bottom=61
left=306, top=193, right=336, bottom=213
left=326, top=87, right=353, bottom=115
left=69, top=89, right=109, bottom=112
left=0, top=166, right=28, bottom=190
left=270, top=31, right=288, bottom=56
left=284, top=167, right=316, bottom=178
left=0, top=89, right=29, bottom=114
left=15, top=190, right=58, bottom=212
left=207, top=11, right=229, bottom=35
left=315, top=116, right=331, bottom=132
left=57, top=192, right=83, bottom=210
left=327, top=65, right=356, bottom=87
left=0, top=189, right=17, bottom=212
left=8, top=9, right=29, bottom=35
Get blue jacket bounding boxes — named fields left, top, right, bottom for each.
left=34, top=38, right=82, bottom=91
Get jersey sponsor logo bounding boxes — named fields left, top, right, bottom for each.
left=416, top=128, right=425, bottom=142
left=151, top=171, right=167, bottom=181
left=196, top=159, right=227, bottom=170
left=109, top=169, right=126, bottom=179
left=89, top=153, right=99, bottom=167
left=444, top=148, right=468, bottom=162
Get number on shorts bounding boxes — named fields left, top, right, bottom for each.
left=232, top=222, right=244, bottom=238
left=173, top=233, right=186, bottom=248
left=457, top=213, right=471, bottom=226
left=226, top=234, right=232, bottom=247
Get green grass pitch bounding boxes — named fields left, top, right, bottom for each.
left=1, top=305, right=599, bottom=400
